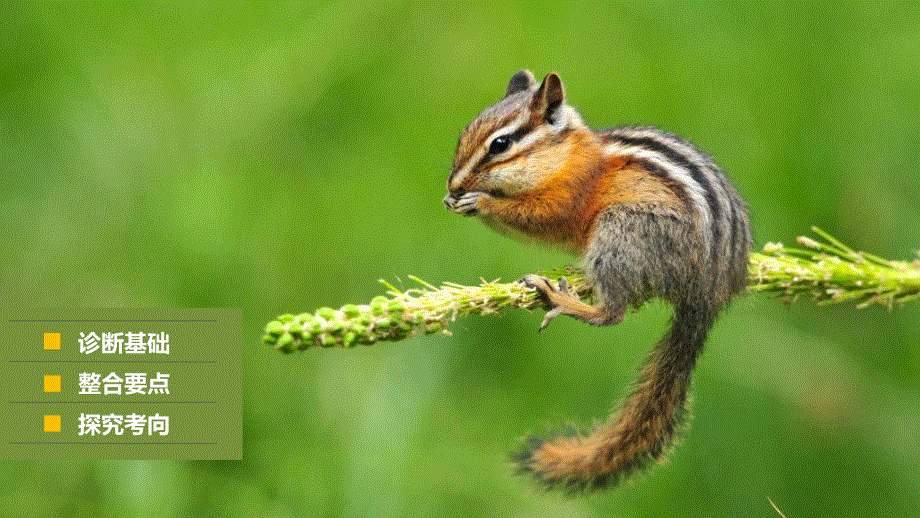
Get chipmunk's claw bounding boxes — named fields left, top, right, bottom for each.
left=539, top=307, right=564, bottom=332
left=523, top=275, right=571, bottom=298
left=444, top=191, right=486, bottom=216
left=523, top=275, right=569, bottom=331
left=523, top=275, right=554, bottom=305
left=557, top=276, right=571, bottom=295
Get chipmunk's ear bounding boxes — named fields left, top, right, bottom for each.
left=505, top=69, right=536, bottom=97
left=530, top=72, right=565, bottom=124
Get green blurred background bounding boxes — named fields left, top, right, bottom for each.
left=2, top=2, right=919, bottom=517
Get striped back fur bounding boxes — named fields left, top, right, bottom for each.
left=602, top=126, right=751, bottom=304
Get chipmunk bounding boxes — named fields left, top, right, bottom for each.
left=443, top=70, right=751, bottom=491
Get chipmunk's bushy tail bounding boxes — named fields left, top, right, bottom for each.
left=514, top=300, right=714, bottom=491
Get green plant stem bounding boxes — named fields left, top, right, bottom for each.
left=263, top=227, right=920, bottom=353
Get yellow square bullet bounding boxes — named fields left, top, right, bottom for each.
left=43, top=333, right=61, bottom=350
left=44, top=415, right=61, bottom=432
left=44, top=375, right=61, bottom=392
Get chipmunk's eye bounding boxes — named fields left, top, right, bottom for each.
left=488, top=135, right=512, bottom=156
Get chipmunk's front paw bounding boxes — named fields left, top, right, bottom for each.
left=443, top=191, right=489, bottom=216
left=522, top=275, right=572, bottom=331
